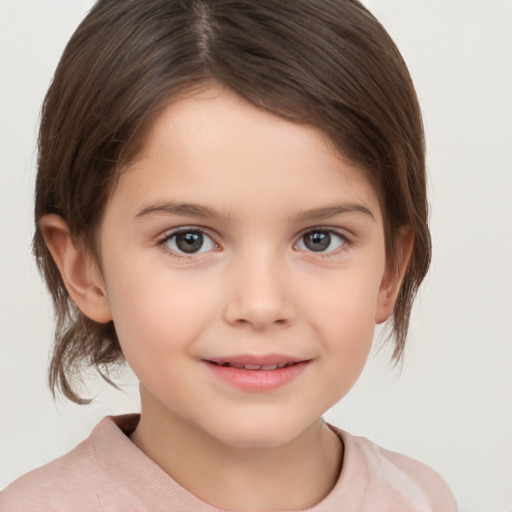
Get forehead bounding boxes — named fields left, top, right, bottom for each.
left=111, top=86, right=382, bottom=225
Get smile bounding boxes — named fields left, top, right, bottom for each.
left=203, top=356, right=310, bottom=392
left=210, top=361, right=298, bottom=371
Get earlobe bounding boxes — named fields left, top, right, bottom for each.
left=39, top=214, right=112, bottom=323
left=375, top=226, right=414, bottom=324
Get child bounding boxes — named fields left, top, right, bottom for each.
left=1, top=0, right=457, bottom=510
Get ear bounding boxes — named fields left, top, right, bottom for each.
left=39, top=214, right=112, bottom=323
left=375, top=226, right=414, bottom=324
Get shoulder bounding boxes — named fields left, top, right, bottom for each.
left=328, top=426, right=458, bottom=512
left=1, top=414, right=222, bottom=512
left=0, top=415, right=140, bottom=512
left=1, top=435, right=100, bottom=511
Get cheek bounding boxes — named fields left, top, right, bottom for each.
left=315, top=304, right=375, bottom=405
left=104, top=262, right=219, bottom=358
left=304, top=264, right=383, bottom=374
left=321, top=295, right=376, bottom=368
left=307, top=261, right=383, bottom=329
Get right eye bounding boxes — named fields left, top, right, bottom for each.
left=161, top=229, right=217, bottom=255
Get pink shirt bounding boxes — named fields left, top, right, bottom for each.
left=1, top=414, right=457, bottom=511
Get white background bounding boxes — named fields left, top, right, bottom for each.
left=0, top=1, right=511, bottom=510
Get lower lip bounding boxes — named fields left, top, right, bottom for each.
left=204, top=361, right=309, bottom=392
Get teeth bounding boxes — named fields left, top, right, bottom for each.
left=214, top=361, right=297, bottom=370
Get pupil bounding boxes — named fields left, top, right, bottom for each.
left=176, top=232, right=203, bottom=253
left=304, top=231, right=330, bottom=252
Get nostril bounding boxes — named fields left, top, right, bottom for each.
left=234, top=317, right=290, bottom=329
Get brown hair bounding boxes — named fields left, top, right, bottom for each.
left=34, top=0, right=430, bottom=403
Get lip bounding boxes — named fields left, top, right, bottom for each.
left=206, top=353, right=305, bottom=367
left=202, top=354, right=311, bottom=392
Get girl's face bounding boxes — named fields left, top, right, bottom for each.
left=95, top=85, right=395, bottom=448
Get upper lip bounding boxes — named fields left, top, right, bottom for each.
left=204, top=354, right=309, bottom=366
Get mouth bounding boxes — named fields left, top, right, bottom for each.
left=203, top=356, right=310, bottom=392
left=208, top=361, right=301, bottom=371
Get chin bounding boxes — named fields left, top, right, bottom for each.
left=205, top=414, right=317, bottom=450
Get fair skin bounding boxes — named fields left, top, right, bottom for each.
left=42, top=86, right=411, bottom=511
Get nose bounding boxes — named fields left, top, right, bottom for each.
left=223, top=252, right=295, bottom=331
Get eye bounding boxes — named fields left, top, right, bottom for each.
left=295, top=230, right=346, bottom=253
left=162, top=229, right=217, bottom=255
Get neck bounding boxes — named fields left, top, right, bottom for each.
left=130, top=389, right=343, bottom=511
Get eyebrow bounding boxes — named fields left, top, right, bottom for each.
left=294, top=203, right=375, bottom=222
left=134, top=201, right=375, bottom=222
left=134, top=201, right=225, bottom=221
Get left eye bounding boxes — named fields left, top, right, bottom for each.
left=295, top=230, right=346, bottom=253
left=163, top=230, right=217, bottom=254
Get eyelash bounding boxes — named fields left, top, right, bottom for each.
left=294, top=229, right=349, bottom=258
left=157, top=227, right=350, bottom=259
left=158, top=227, right=218, bottom=260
